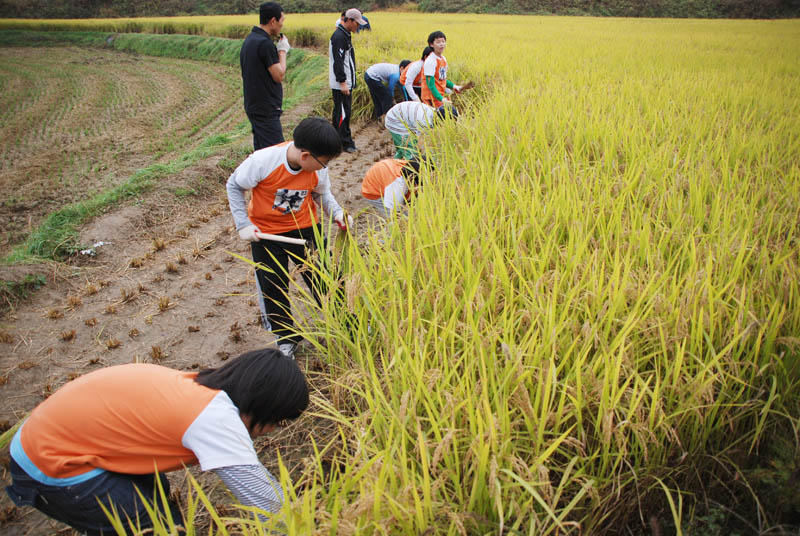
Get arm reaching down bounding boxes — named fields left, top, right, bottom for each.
left=382, top=176, right=408, bottom=213
left=403, top=62, right=422, bottom=102
left=426, top=75, right=445, bottom=103
left=213, top=464, right=284, bottom=520
left=226, top=154, right=271, bottom=230
left=310, top=168, right=344, bottom=222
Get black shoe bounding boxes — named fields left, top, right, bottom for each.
left=344, top=146, right=358, bottom=153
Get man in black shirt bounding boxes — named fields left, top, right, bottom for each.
left=240, top=2, right=291, bottom=150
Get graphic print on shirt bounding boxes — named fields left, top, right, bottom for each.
left=274, top=189, right=309, bottom=214
left=438, top=65, right=447, bottom=81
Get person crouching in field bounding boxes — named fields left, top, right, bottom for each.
left=422, top=30, right=465, bottom=108
left=364, top=60, right=411, bottom=119
left=400, top=46, right=433, bottom=102
left=361, top=158, right=425, bottom=217
left=384, top=100, right=458, bottom=159
left=227, top=117, right=352, bottom=359
left=5, top=348, right=308, bottom=535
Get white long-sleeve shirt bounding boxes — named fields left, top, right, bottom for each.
left=402, top=60, right=424, bottom=102
left=226, top=142, right=343, bottom=234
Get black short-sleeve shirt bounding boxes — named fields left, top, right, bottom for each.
left=240, top=26, right=283, bottom=117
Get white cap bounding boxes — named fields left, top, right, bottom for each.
left=344, top=8, right=367, bottom=25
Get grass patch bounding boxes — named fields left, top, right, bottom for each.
left=0, top=273, right=47, bottom=313
left=3, top=130, right=241, bottom=263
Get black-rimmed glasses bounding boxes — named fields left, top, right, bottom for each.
left=309, top=153, right=327, bottom=169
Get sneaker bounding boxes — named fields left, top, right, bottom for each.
left=344, top=146, right=358, bottom=153
left=278, top=342, right=297, bottom=359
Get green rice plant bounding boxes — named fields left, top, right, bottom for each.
left=283, top=14, right=799, bottom=535
left=0, top=418, right=23, bottom=451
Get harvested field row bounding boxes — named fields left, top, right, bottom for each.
left=0, top=47, right=242, bottom=257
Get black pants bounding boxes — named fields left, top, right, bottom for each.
left=6, top=458, right=182, bottom=535
left=364, top=73, right=394, bottom=118
left=247, top=112, right=284, bottom=151
left=331, top=89, right=355, bottom=150
left=251, top=225, right=326, bottom=344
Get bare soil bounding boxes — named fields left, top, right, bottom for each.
left=0, top=47, right=397, bottom=534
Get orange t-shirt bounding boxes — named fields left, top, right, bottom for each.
left=361, top=159, right=408, bottom=200
left=20, top=364, right=218, bottom=478
left=421, top=54, right=448, bottom=107
left=399, top=61, right=423, bottom=88
left=246, top=142, right=321, bottom=234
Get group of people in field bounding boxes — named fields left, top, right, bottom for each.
left=5, top=2, right=468, bottom=534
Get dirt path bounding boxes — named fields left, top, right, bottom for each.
left=0, top=91, right=397, bottom=533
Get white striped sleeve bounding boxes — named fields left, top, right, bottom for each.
left=226, top=146, right=286, bottom=230
left=311, top=168, right=344, bottom=221
left=213, top=464, right=284, bottom=519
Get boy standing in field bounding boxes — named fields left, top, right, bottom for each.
left=421, top=30, right=464, bottom=108
left=384, top=101, right=457, bottom=159
left=240, top=2, right=291, bottom=150
left=364, top=60, right=411, bottom=119
left=226, top=117, right=352, bottom=358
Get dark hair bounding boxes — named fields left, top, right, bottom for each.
left=259, top=2, right=283, bottom=25
left=399, top=59, right=411, bottom=71
left=195, top=348, right=308, bottom=431
left=401, top=158, right=422, bottom=186
left=427, top=31, right=446, bottom=45
left=421, top=46, right=433, bottom=61
left=293, top=117, right=343, bottom=158
left=436, top=105, right=458, bottom=121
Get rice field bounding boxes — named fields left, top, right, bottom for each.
left=296, top=14, right=800, bottom=535
left=2, top=12, right=799, bottom=534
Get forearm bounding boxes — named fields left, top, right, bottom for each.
left=269, top=52, right=287, bottom=83
left=213, top=464, right=284, bottom=520
left=404, top=78, right=420, bottom=101
left=333, top=61, right=346, bottom=83
left=311, top=191, right=343, bottom=221
left=226, top=177, right=252, bottom=230
left=426, top=76, right=444, bottom=101
left=312, top=171, right=344, bottom=220
left=382, top=178, right=407, bottom=212
left=446, top=79, right=454, bottom=89
left=387, top=74, right=399, bottom=95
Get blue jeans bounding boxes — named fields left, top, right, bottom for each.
left=6, top=458, right=183, bottom=535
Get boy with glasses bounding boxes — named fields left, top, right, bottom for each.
left=226, top=117, right=352, bottom=358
